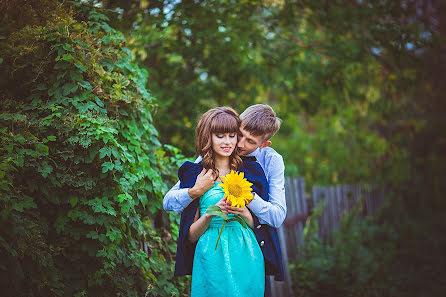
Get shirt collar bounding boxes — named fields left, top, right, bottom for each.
left=245, top=147, right=260, bottom=158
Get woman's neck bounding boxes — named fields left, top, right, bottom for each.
left=214, top=155, right=231, bottom=175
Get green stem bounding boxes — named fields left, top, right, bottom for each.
left=214, top=220, right=227, bottom=250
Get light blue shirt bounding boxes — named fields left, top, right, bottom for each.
left=162, top=147, right=287, bottom=228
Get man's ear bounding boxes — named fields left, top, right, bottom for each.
left=259, top=140, right=271, bottom=149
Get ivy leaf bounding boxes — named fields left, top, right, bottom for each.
left=86, top=231, right=99, bottom=239
left=35, top=83, right=46, bottom=91
left=14, top=135, right=26, bottom=144
left=12, top=196, right=37, bottom=211
left=69, top=196, right=78, bottom=207
left=43, top=135, right=57, bottom=143
left=137, top=192, right=148, bottom=207
left=62, top=43, right=74, bottom=52
left=74, top=61, right=86, bottom=72
left=117, top=193, right=131, bottom=203
left=35, top=143, right=49, bottom=156
left=99, top=147, right=111, bottom=158
left=101, top=161, right=114, bottom=173
left=70, top=70, right=83, bottom=82
left=62, top=82, right=78, bottom=96
left=55, top=216, right=68, bottom=233
left=95, top=96, right=104, bottom=107
left=106, top=230, right=122, bottom=242
left=60, top=53, right=73, bottom=62
left=38, top=160, right=53, bottom=177
left=78, top=81, right=92, bottom=90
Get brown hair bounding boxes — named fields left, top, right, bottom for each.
left=240, top=104, right=281, bottom=141
left=196, top=107, right=243, bottom=178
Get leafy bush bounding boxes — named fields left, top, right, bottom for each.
left=0, top=2, right=188, bottom=296
left=291, top=200, right=399, bottom=297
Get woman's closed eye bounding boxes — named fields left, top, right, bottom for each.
left=216, top=133, right=237, bottom=138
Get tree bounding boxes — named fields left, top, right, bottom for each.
left=0, top=1, right=187, bottom=296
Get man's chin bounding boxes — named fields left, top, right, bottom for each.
left=238, top=150, right=249, bottom=156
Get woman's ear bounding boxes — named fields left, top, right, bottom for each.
left=259, top=140, right=271, bottom=149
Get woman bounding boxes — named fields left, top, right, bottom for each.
left=174, top=107, right=267, bottom=297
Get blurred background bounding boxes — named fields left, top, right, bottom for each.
left=1, top=0, right=445, bottom=296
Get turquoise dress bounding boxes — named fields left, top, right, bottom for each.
left=191, top=183, right=265, bottom=297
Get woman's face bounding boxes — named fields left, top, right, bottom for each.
left=212, top=132, right=237, bottom=158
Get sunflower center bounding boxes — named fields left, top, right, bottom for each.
left=227, top=183, right=242, bottom=197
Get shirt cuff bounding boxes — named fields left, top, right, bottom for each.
left=178, top=188, right=194, bottom=207
left=248, top=193, right=266, bottom=214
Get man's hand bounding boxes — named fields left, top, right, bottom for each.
left=188, top=169, right=215, bottom=199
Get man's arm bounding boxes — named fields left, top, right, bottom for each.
left=163, top=167, right=215, bottom=214
left=247, top=154, right=286, bottom=228
left=163, top=181, right=194, bottom=214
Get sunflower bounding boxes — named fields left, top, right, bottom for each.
left=219, top=170, right=254, bottom=208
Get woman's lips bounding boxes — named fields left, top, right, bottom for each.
left=221, top=147, right=232, bottom=152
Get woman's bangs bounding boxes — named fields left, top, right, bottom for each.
left=211, top=113, right=239, bottom=134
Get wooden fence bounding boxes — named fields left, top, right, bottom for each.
left=269, top=178, right=386, bottom=297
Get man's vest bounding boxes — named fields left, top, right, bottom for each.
left=173, top=160, right=284, bottom=281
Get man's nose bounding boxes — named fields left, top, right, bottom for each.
left=237, top=138, right=244, bottom=148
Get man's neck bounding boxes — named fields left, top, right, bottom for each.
left=245, top=147, right=261, bottom=157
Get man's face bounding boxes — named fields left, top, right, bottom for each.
left=237, top=126, right=267, bottom=156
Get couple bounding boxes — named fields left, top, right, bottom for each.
left=163, top=104, right=286, bottom=297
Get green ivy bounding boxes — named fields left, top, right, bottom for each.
left=0, top=2, right=188, bottom=296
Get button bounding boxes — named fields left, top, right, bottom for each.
left=256, top=225, right=261, bottom=229
left=260, top=241, right=264, bottom=247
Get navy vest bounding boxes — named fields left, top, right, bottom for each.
left=174, top=160, right=284, bottom=281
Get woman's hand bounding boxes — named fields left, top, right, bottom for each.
left=215, top=196, right=229, bottom=214
left=225, top=203, right=254, bottom=229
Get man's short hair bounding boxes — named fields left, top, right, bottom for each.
left=240, top=104, right=281, bottom=141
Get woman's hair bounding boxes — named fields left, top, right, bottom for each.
left=196, top=107, right=242, bottom=178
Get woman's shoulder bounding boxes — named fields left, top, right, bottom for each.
left=179, top=160, right=200, bottom=170
left=239, top=160, right=266, bottom=181
left=239, top=160, right=268, bottom=198
left=178, top=161, right=203, bottom=188
left=240, top=159, right=264, bottom=173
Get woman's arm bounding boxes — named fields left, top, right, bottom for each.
left=187, top=197, right=228, bottom=242
left=187, top=208, right=214, bottom=243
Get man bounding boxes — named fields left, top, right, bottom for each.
left=167, top=105, right=287, bottom=297
left=164, top=103, right=286, bottom=229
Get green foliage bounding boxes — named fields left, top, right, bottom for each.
left=275, top=106, right=393, bottom=185
left=292, top=199, right=398, bottom=297
left=97, top=0, right=442, bottom=190
left=0, top=2, right=188, bottom=296
left=103, top=0, right=279, bottom=156
left=292, top=194, right=446, bottom=297
left=1, top=0, right=444, bottom=295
